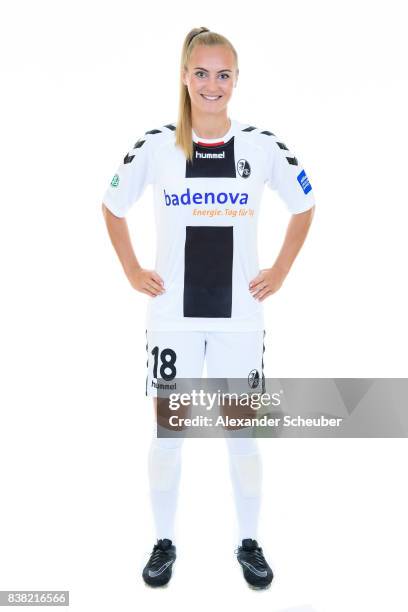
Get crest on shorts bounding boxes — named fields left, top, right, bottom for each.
left=248, top=369, right=260, bottom=389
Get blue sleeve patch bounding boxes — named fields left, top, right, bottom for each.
left=297, top=169, right=312, bottom=194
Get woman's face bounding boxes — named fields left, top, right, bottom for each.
left=182, top=44, right=237, bottom=115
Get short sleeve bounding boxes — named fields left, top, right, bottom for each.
left=265, top=133, right=315, bottom=214
left=102, top=133, right=153, bottom=218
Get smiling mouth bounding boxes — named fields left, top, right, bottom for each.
left=201, top=94, right=222, bottom=101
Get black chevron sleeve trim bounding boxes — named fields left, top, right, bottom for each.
left=123, top=153, right=135, bottom=164
left=276, top=141, right=289, bottom=150
left=133, top=138, right=146, bottom=149
left=242, top=125, right=257, bottom=132
left=124, top=137, right=146, bottom=163
left=286, top=156, right=298, bottom=166
left=164, top=123, right=176, bottom=131
left=260, top=130, right=276, bottom=136
left=144, top=128, right=162, bottom=135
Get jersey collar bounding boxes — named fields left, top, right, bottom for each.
left=192, top=118, right=236, bottom=147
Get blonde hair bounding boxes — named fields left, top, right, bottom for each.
left=175, top=27, right=239, bottom=162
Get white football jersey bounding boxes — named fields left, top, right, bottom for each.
left=102, top=118, right=315, bottom=331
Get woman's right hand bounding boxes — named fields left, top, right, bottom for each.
left=127, top=266, right=165, bottom=297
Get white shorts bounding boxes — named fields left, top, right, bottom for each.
left=145, top=329, right=266, bottom=398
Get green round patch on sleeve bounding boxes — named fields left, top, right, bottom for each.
left=111, top=174, right=120, bottom=187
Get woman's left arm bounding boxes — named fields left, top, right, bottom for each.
left=249, top=206, right=315, bottom=302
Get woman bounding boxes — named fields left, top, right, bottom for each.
left=102, top=26, right=315, bottom=589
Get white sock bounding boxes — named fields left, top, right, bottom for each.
left=148, top=424, right=185, bottom=542
left=225, top=429, right=262, bottom=543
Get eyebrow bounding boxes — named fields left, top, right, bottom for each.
left=193, top=67, right=232, bottom=73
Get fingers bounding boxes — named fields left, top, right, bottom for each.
left=148, top=272, right=164, bottom=291
left=141, top=286, right=157, bottom=297
left=140, top=271, right=165, bottom=297
left=250, top=284, right=274, bottom=301
left=249, top=272, right=265, bottom=290
left=257, top=289, right=273, bottom=302
left=250, top=282, right=267, bottom=298
left=151, top=272, right=164, bottom=287
left=146, top=278, right=164, bottom=294
left=143, top=281, right=164, bottom=296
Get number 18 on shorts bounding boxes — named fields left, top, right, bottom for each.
left=145, top=329, right=266, bottom=397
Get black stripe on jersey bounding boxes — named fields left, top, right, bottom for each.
left=286, top=156, right=299, bottom=165
left=277, top=141, right=289, bottom=150
left=164, top=123, right=176, bottom=131
left=260, top=130, right=276, bottom=136
left=185, top=138, right=236, bottom=178
left=145, top=128, right=162, bottom=135
left=242, top=126, right=257, bottom=132
left=184, top=226, right=233, bottom=318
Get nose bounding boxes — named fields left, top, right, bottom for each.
left=204, top=74, right=222, bottom=92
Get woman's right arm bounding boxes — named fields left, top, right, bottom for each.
left=102, top=203, right=164, bottom=297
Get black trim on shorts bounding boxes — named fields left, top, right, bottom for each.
left=261, top=329, right=266, bottom=394
left=145, top=329, right=148, bottom=397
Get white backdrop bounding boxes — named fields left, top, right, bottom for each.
left=0, top=1, right=407, bottom=611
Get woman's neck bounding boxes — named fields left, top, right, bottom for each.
left=191, top=114, right=231, bottom=140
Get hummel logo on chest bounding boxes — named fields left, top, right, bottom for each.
left=195, top=151, right=225, bottom=159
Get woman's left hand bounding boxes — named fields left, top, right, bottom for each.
left=249, top=266, right=288, bottom=302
